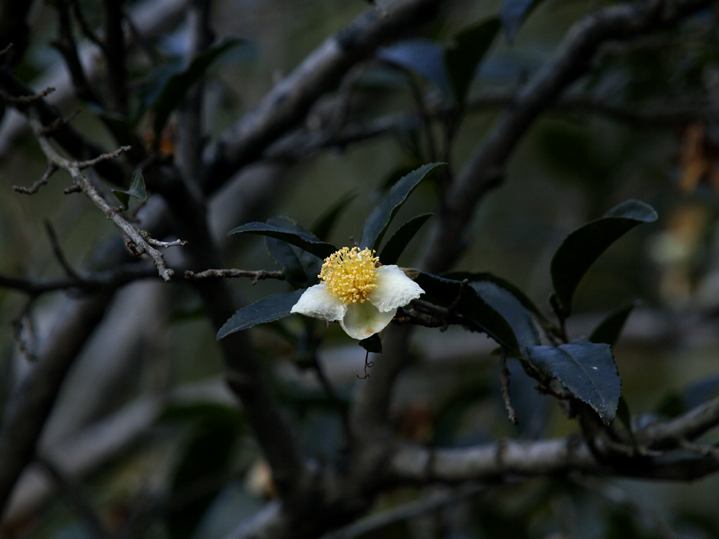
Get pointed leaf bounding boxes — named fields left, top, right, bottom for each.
left=527, top=340, right=621, bottom=424
left=416, top=272, right=521, bottom=356
left=111, top=169, right=147, bottom=208
left=446, top=271, right=554, bottom=329
left=166, top=405, right=242, bottom=539
left=311, top=191, right=358, bottom=242
left=377, top=39, right=453, bottom=97
left=359, top=162, right=444, bottom=251
left=501, top=0, right=547, bottom=43
left=152, top=38, right=244, bottom=148
left=217, top=289, right=304, bottom=340
left=469, top=280, right=540, bottom=354
left=589, top=300, right=640, bottom=347
left=550, top=200, right=657, bottom=316
left=379, top=213, right=432, bottom=265
left=445, top=18, right=501, bottom=105
left=265, top=217, right=322, bottom=289
left=229, top=222, right=336, bottom=259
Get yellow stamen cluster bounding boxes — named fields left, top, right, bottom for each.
left=319, top=247, right=379, bottom=304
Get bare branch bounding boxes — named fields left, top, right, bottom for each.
left=421, top=0, right=717, bottom=274
left=13, top=165, right=57, bottom=195
left=27, top=117, right=178, bottom=281
left=184, top=268, right=285, bottom=283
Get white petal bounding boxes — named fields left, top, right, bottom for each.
left=290, top=284, right=347, bottom=321
left=368, top=265, right=424, bottom=312
left=339, top=301, right=397, bottom=340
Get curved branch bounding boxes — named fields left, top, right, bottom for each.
left=421, top=0, right=716, bottom=274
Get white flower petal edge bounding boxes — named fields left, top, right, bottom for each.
left=368, top=265, right=424, bottom=312
left=340, top=301, right=397, bottom=340
left=290, top=284, right=347, bottom=321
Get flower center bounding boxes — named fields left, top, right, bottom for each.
left=319, top=247, right=379, bottom=304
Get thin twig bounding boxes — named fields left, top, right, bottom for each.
left=184, top=268, right=285, bottom=284
left=44, top=220, right=82, bottom=280
left=27, top=116, right=178, bottom=281
left=499, top=349, right=518, bottom=425
left=13, top=165, right=58, bottom=195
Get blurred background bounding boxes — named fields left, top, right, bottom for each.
left=2, top=0, right=719, bottom=537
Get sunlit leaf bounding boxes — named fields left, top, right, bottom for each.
left=359, top=162, right=444, bottom=251
left=217, top=289, right=304, bottom=340
left=527, top=340, right=621, bottom=424
left=550, top=200, right=657, bottom=316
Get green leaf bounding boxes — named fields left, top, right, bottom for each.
left=151, top=38, right=244, bottom=148
left=446, top=271, right=554, bottom=330
left=217, top=289, right=304, bottom=340
left=415, top=272, right=521, bottom=356
left=359, top=163, right=444, bottom=251
left=589, top=300, right=640, bottom=347
left=111, top=169, right=147, bottom=208
left=550, top=200, right=657, bottom=316
left=228, top=221, right=337, bottom=259
left=311, top=191, right=358, bottom=242
left=379, top=213, right=432, bottom=265
left=527, top=340, right=621, bottom=424
left=445, top=18, right=501, bottom=105
left=501, top=0, right=547, bottom=43
left=469, top=280, right=540, bottom=354
left=164, top=404, right=243, bottom=539
left=376, top=39, right=453, bottom=97
left=265, top=217, right=322, bottom=289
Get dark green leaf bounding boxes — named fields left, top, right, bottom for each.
left=165, top=404, right=243, bottom=539
left=615, top=396, right=637, bottom=447
left=469, top=280, right=540, bottom=354
left=376, top=39, right=453, bottom=96
left=446, top=271, right=554, bottom=330
left=311, top=191, right=358, bottom=242
left=589, top=300, right=640, bottom=347
left=527, top=340, right=621, bottom=424
left=111, top=169, right=147, bottom=208
left=217, top=289, right=304, bottom=340
left=265, top=217, right=322, bottom=289
left=501, top=0, right=547, bottom=43
left=359, top=333, right=383, bottom=353
left=416, top=272, right=521, bottom=356
left=445, top=18, right=501, bottom=105
left=228, top=222, right=337, bottom=259
left=359, top=163, right=444, bottom=251
left=151, top=38, right=244, bottom=148
left=379, top=213, right=432, bottom=265
left=550, top=200, right=657, bottom=316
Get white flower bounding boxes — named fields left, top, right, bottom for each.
left=290, top=247, right=423, bottom=339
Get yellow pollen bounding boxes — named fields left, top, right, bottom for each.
left=319, top=247, right=379, bottom=304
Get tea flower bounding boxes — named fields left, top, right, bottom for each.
left=291, top=247, right=423, bottom=339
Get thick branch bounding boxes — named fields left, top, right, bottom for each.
left=201, top=0, right=445, bottom=193
left=422, top=0, right=715, bottom=274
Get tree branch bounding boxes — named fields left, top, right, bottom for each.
left=421, top=0, right=716, bottom=274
